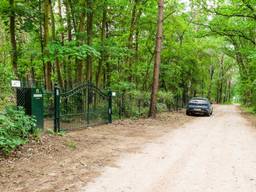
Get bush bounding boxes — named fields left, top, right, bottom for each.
left=113, top=90, right=175, bottom=118
left=0, top=106, right=36, bottom=154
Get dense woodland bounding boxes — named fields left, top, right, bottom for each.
left=0, top=0, right=255, bottom=112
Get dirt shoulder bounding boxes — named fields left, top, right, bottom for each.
left=239, top=106, right=256, bottom=129
left=0, top=111, right=192, bottom=192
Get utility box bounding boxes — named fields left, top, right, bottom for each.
left=16, top=88, right=44, bottom=129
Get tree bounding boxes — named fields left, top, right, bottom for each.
left=9, top=0, right=18, bottom=77
left=149, top=0, right=164, bottom=118
left=0, top=0, right=248, bottom=116
left=86, top=0, right=93, bottom=82
left=43, top=0, right=52, bottom=91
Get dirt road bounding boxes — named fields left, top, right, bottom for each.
left=82, top=105, right=256, bottom=192
left=0, top=110, right=190, bottom=192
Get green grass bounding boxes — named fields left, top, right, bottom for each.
left=240, top=105, right=256, bottom=115
left=46, top=128, right=65, bottom=136
left=65, top=140, right=77, bottom=150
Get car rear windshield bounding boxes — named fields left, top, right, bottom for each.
left=189, top=100, right=209, bottom=105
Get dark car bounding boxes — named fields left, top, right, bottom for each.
left=186, top=97, right=213, bottom=116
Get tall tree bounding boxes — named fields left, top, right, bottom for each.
left=86, top=0, right=93, bottom=82
left=50, top=0, right=64, bottom=89
left=43, top=0, right=52, bottom=90
left=149, top=0, right=164, bottom=118
left=96, top=0, right=107, bottom=88
left=9, top=0, right=18, bottom=77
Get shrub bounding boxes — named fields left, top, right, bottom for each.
left=112, top=89, right=175, bottom=118
left=157, top=91, right=174, bottom=105
left=0, top=106, right=36, bottom=154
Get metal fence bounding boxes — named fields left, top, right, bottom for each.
left=1, top=82, right=183, bottom=132
left=112, top=91, right=182, bottom=119
left=43, top=91, right=54, bottom=130
left=53, top=82, right=112, bottom=131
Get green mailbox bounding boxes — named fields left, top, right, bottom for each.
left=17, top=88, right=44, bottom=129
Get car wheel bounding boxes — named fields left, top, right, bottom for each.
left=186, top=111, right=190, bottom=116
left=206, top=112, right=211, bottom=117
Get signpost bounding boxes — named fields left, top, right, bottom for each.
left=11, top=80, right=21, bottom=88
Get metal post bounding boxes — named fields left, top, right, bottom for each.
left=86, top=82, right=90, bottom=125
left=54, top=84, right=60, bottom=132
left=108, top=90, right=112, bottom=123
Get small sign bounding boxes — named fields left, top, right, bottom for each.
left=112, top=92, right=116, bottom=97
left=11, top=80, right=21, bottom=88
left=33, top=94, right=43, bottom=98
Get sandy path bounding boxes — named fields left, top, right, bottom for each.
left=0, top=110, right=190, bottom=192
left=81, top=105, right=256, bottom=192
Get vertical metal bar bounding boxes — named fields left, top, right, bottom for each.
left=86, top=82, right=90, bottom=126
left=54, top=84, right=60, bottom=132
left=108, top=90, right=112, bottom=123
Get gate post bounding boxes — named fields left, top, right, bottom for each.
left=54, top=84, right=60, bottom=132
left=108, top=90, right=112, bottom=124
left=86, top=81, right=91, bottom=125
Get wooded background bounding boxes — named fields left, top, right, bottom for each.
left=0, top=0, right=255, bottom=113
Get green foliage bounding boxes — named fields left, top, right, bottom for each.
left=157, top=91, right=174, bottom=106
left=65, top=140, right=76, bottom=150
left=241, top=105, right=256, bottom=115
left=46, top=40, right=100, bottom=63
left=0, top=106, right=36, bottom=154
left=200, top=0, right=256, bottom=105
left=1, top=0, right=254, bottom=120
left=0, top=50, right=13, bottom=111
left=0, top=97, right=13, bottom=112
left=46, top=128, right=65, bottom=136
left=113, top=90, right=174, bottom=118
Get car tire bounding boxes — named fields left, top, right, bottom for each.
left=186, top=111, right=190, bottom=116
left=206, top=112, right=211, bottom=117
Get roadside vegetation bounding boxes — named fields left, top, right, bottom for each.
left=0, top=0, right=255, bottom=153
left=0, top=107, right=36, bottom=154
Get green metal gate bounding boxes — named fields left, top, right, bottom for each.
left=54, top=82, right=112, bottom=131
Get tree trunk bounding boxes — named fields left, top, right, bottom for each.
left=50, top=0, right=64, bottom=89
left=86, top=0, right=93, bottom=82
left=58, top=0, right=64, bottom=44
left=76, top=0, right=86, bottom=83
left=149, top=0, right=164, bottom=118
left=207, top=64, right=214, bottom=100
left=38, top=0, right=46, bottom=88
left=142, top=50, right=154, bottom=91
left=64, top=0, right=73, bottom=88
left=9, top=0, right=18, bottom=77
left=68, top=0, right=77, bottom=34
left=127, top=0, right=140, bottom=82
left=96, top=1, right=107, bottom=88
left=44, top=0, right=52, bottom=91
left=105, top=22, right=111, bottom=88
left=217, top=54, right=224, bottom=103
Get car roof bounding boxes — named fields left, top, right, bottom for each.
left=190, top=97, right=209, bottom=101
left=189, top=97, right=210, bottom=104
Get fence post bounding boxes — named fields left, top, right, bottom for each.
left=86, top=81, right=90, bottom=125
left=108, top=90, right=112, bottom=123
left=54, top=84, right=60, bottom=132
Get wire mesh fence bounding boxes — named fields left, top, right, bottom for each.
left=43, top=91, right=54, bottom=130
left=1, top=80, right=184, bottom=132
left=112, top=91, right=182, bottom=119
